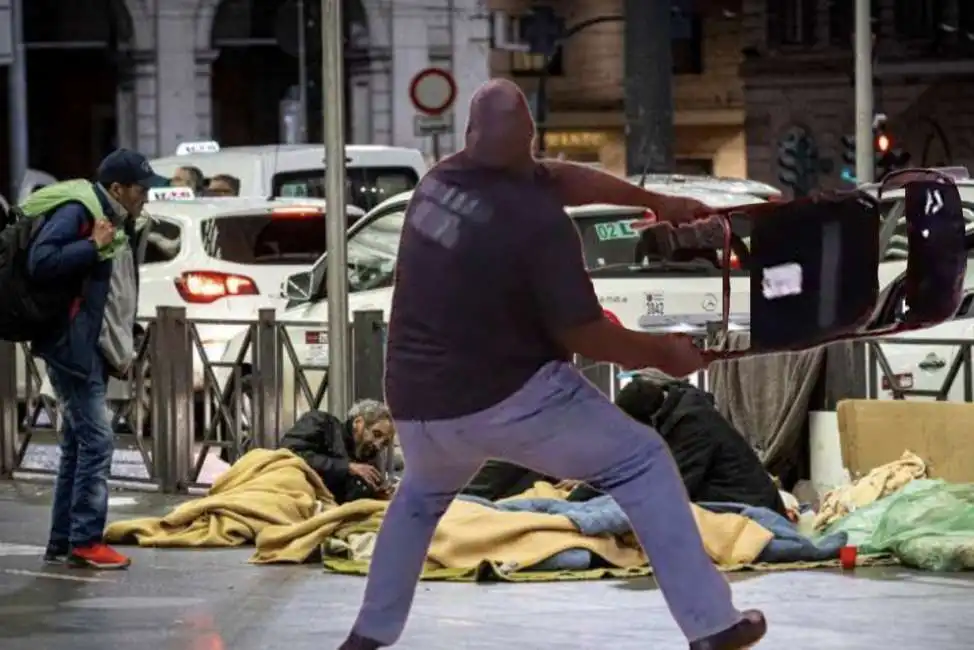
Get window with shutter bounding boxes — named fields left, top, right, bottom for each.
left=768, top=0, right=817, bottom=47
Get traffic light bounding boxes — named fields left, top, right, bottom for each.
left=519, top=5, right=566, bottom=54
left=873, top=121, right=911, bottom=180
left=839, top=116, right=911, bottom=184
left=777, top=128, right=830, bottom=197
left=840, top=134, right=857, bottom=184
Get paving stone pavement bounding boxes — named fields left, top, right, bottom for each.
left=1, top=480, right=973, bottom=650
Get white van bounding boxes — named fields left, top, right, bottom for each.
left=148, top=141, right=428, bottom=212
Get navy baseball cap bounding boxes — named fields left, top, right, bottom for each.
left=96, top=149, right=169, bottom=189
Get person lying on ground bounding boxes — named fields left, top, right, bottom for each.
left=615, top=377, right=787, bottom=515
left=279, top=399, right=396, bottom=504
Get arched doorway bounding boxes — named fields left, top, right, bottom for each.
left=210, top=0, right=369, bottom=146
left=20, top=0, right=133, bottom=179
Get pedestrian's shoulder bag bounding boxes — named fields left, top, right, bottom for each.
left=640, top=168, right=967, bottom=360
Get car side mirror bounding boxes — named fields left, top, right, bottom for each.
left=282, top=270, right=312, bottom=302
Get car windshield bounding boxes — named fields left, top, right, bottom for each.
left=201, top=214, right=330, bottom=265
left=308, top=205, right=406, bottom=300
left=272, top=167, right=419, bottom=212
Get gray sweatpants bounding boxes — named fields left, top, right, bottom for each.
left=350, top=361, right=742, bottom=644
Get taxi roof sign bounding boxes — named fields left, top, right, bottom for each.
left=175, top=140, right=221, bottom=156
left=148, top=186, right=195, bottom=202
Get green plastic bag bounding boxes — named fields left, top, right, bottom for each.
left=824, top=479, right=974, bottom=571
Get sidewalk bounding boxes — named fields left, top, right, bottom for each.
left=1, top=480, right=972, bottom=650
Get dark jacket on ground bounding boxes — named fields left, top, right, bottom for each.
left=651, top=382, right=786, bottom=514
left=461, top=460, right=556, bottom=502
left=279, top=410, right=379, bottom=504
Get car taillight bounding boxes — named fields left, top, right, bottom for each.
left=175, top=271, right=259, bottom=304
left=271, top=206, right=324, bottom=219
left=603, top=309, right=622, bottom=326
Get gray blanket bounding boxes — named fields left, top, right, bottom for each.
left=706, top=331, right=824, bottom=472
left=706, top=332, right=866, bottom=474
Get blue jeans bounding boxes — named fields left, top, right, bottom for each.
left=46, top=363, right=113, bottom=549
left=350, top=361, right=742, bottom=645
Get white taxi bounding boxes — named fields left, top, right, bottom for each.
left=135, top=187, right=364, bottom=390
left=149, top=140, right=428, bottom=212
left=216, top=182, right=766, bottom=425
left=26, top=187, right=365, bottom=404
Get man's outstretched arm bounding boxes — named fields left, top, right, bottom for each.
left=537, top=159, right=707, bottom=224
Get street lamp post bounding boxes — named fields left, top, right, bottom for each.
left=322, top=0, right=351, bottom=416
left=854, top=0, right=874, bottom=184
left=535, top=15, right=623, bottom=157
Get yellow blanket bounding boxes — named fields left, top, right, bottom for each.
left=813, top=450, right=927, bottom=531
left=106, top=449, right=773, bottom=571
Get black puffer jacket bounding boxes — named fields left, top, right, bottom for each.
left=279, top=410, right=379, bottom=504
left=617, top=379, right=785, bottom=514
left=461, top=460, right=555, bottom=502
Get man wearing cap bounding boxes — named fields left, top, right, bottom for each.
left=25, top=149, right=167, bottom=569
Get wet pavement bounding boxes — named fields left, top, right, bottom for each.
left=1, top=480, right=973, bottom=650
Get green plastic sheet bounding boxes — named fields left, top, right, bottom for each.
left=823, top=479, right=974, bottom=571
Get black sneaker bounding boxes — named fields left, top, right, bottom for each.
left=338, top=633, right=381, bottom=649
left=43, top=544, right=69, bottom=565
left=689, top=610, right=767, bottom=650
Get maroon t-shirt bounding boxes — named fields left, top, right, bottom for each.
left=384, top=156, right=604, bottom=420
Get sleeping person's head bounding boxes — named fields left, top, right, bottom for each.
left=614, top=377, right=667, bottom=425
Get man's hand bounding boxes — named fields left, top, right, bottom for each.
left=651, top=195, right=713, bottom=225
left=90, top=219, right=116, bottom=248
left=349, top=462, right=383, bottom=489
left=655, top=334, right=708, bottom=378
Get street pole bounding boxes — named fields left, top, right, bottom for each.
left=854, top=0, right=874, bottom=184
left=8, top=0, right=28, bottom=201
left=296, top=0, right=309, bottom=142
left=322, top=0, right=351, bottom=416
left=624, top=0, right=673, bottom=175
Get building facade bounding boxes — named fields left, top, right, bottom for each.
left=489, top=0, right=749, bottom=178
left=742, top=0, right=974, bottom=192
left=0, top=0, right=492, bottom=181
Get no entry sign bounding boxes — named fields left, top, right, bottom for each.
left=409, top=67, right=457, bottom=116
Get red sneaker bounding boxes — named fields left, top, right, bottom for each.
left=68, top=543, right=131, bottom=569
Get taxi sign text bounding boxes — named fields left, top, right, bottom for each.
left=176, top=140, right=221, bottom=156
left=148, top=186, right=195, bottom=202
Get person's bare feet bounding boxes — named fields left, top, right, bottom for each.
left=688, top=610, right=767, bottom=650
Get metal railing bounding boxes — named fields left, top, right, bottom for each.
left=0, top=307, right=386, bottom=493
left=12, top=314, right=955, bottom=493
left=864, top=337, right=974, bottom=401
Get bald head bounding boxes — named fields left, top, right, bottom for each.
left=464, top=79, right=536, bottom=172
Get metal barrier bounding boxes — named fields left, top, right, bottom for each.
left=864, top=337, right=974, bottom=401
left=0, top=306, right=387, bottom=493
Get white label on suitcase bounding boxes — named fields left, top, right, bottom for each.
left=762, top=263, right=803, bottom=299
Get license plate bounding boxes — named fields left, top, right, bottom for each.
left=304, top=331, right=327, bottom=345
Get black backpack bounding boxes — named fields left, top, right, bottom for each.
left=0, top=209, right=83, bottom=342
